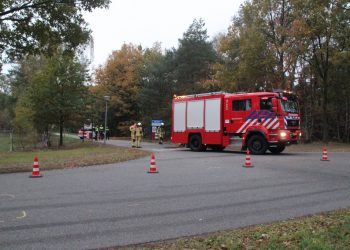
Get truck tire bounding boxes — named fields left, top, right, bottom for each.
left=189, top=134, right=204, bottom=151
left=269, top=144, right=285, bottom=154
left=247, top=135, right=268, bottom=155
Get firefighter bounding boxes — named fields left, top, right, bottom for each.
left=92, top=126, right=97, bottom=141
left=95, top=126, right=99, bottom=141
left=106, top=126, right=110, bottom=140
left=80, top=126, right=85, bottom=142
left=99, top=124, right=104, bottom=140
left=157, top=123, right=165, bottom=144
left=129, top=123, right=136, bottom=147
left=135, top=122, right=143, bottom=148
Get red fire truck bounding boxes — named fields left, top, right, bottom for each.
left=171, top=91, right=301, bottom=154
left=78, top=129, right=95, bottom=140
left=78, top=124, right=95, bottom=140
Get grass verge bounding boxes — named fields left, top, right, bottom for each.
left=115, top=208, right=350, bottom=250
left=287, top=142, right=350, bottom=152
left=226, top=142, right=350, bottom=153
left=0, top=141, right=150, bottom=174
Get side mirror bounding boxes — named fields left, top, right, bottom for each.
left=271, top=98, right=278, bottom=113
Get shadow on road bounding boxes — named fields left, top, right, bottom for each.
left=177, top=148, right=302, bottom=157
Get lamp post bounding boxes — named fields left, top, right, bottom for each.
left=103, top=96, right=110, bottom=144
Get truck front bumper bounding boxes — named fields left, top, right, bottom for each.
left=268, top=130, right=301, bottom=145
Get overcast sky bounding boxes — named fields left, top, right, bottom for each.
left=84, top=0, right=245, bottom=67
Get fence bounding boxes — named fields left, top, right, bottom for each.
left=0, top=130, right=14, bottom=152
left=0, top=130, right=79, bottom=152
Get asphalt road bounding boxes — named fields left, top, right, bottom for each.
left=1, top=140, right=350, bottom=249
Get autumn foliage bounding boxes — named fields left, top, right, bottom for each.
left=1, top=1, right=349, bottom=143
left=92, top=44, right=144, bottom=135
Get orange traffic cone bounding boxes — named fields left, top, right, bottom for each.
left=321, top=146, right=330, bottom=161
left=242, top=150, right=254, bottom=168
left=30, top=156, right=42, bottom=178
left=148, top=152, right=159, bottom=173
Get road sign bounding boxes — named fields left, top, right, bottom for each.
left=151, top=119, right=163, bottom=126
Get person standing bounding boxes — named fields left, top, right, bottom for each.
left=129, top=123, right=136, bottom=147
left=99, top=124, right=104, bottom=140
left=106, top=126, right=110, bottom=140
left=135, top=122, right=143, bottom=148
left=80, top=126, right=85, bottom=142
left=157, top=123, right=165, bottom=144
left=95, top=126, right=99, bottom=141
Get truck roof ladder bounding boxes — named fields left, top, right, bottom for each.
left=185, top=91, right=227, bottom=98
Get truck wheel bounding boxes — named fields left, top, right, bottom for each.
left=269, top=144, right=285, bottom=154
left=189, top=134, right=204, bottom=151
left=247, top=135, right=268, bottom=155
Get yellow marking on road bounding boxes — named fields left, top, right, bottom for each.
left=16, top=211, right=27, bottom=219
left=0, top=194, right=15, bottom=199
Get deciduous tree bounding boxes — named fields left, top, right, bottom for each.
left=0, top=0, right=110, bottom=68
left=14, top=52, right=90, bottom=146
left=92, top=44, right=144, bottom=135
left=293, top=0, right=350, bottom=141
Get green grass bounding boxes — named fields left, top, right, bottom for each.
left=287, top=142, right=350, bottom=152
left=0, top=141, right=150, bottom=174
left=116, top=209, right=350, bottom=250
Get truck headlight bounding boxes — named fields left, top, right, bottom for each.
left=280, top=132, right=287, bottom=138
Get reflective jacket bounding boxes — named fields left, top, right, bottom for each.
left=135, top=126, right=143, bottom=137
left=130, top=125, right=136, bottom=138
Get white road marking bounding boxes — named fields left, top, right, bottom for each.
left=16, top=211, right=27, bottom=219
left=0, top=194, right=15, bottom=199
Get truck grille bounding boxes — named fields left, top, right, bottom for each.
left=287, top=120, right=299, bottom=127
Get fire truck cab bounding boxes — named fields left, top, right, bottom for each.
left=171, top=91, right=301, bottom=154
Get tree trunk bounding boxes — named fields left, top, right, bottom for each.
left=59, top=115, right=63, bottom=147
left=312, top=35, right=330, bottom=143
left=321, top=80, right=328, bottom=142
left=304, top=81, right=314, bottom=142
left=279, top=52, right=285, bottom=89
left=345, top=99, right=349, bottom=142
left=42, top=126, right=51, bottom=148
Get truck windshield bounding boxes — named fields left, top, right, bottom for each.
left=281, top=98, right=298, bottom=113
